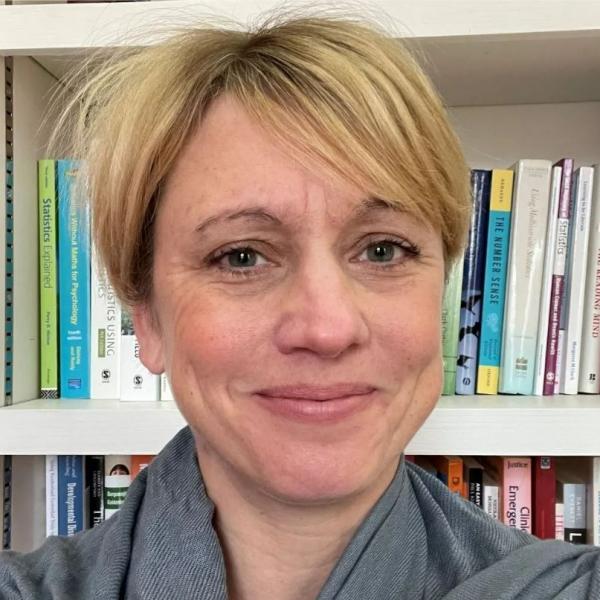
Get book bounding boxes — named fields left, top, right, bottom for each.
left=120, top=310, right=160, bottom=401
left=532, top=456, right=556, bottom=540
left=160, top=373, right=174, bottom=401
left=45, top=455, right=58, bottom=536
left=38, top=159, right=58, bottom=400
left=543, top=160, right=573, bottom=394
left=555, top=502, right=565, bottom=540
left=559, top=167, right=594, bottom=394
left=456, top=170, right=491, bottom=394
left=592, top=457, right=600, bottom=546
left=85, top=456, right=104, bottom=529
left=91, top=244, right=121, bottom=399
left=483, top=471, right=500, bottom=521
left=58, top=160, right=91, bottom=398
left=499, top=160, right=552, bottom=395
left=564, top=483, right=587, bottom=544
left=104, top=455, right=131, bottom=519
left=131, top=455, right=155, bottom=478
left=477, top=169, right=514, bottom=394
left=533, top=166, right=562, bottom=395
left=579, top=165, right=600, bottom=393
left=57, top=455, right=85, bottom=536
left=441, top=260, right=464, bottom=395
left=430, top=456, right=464, bottom=497
left=503, top=457, right=532, bottom=533
left=463, top=457, right=484, bottom=508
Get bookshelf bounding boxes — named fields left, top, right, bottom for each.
left=1, top=0, right=600, bottom=550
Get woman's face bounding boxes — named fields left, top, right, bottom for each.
left=135, top=95, right=446, bottom=504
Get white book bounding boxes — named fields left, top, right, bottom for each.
left=579, top=165, right=600, bottom=393
left=483, top=483, right=499, bottom=521
left=120, top=311, right=159, bottom=401
left=560, top=167, right=594, bottom=394
left=555, top=502, right=565, bottom=540
left=104, top=455, right=131, bottom=520
left=592, top=457, right=600, bottom=546
left=91, top=247, right=121, bottom=399
left=499, top=159, right=552, bottom=395
left=533, top=165, right=562, bottom=395
left=160, top=373, right=174, bottom=402
left=45, top=455, right=58, bottom=536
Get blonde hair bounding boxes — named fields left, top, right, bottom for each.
left=49, top=12, right=471, bottom=307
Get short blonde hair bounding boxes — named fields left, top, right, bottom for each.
left=49, top=13, right=471, bottom=307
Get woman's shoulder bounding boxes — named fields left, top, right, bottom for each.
left=405, top=460, right=600, bottom=599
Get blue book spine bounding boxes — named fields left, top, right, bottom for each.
left=456, top=170, right=491, bottom=394
left=58, top=160, right=90, bottom=398
left=57, top=455, right=85, bottom=536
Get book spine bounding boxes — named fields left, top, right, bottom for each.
left=441, top=260, right=464, bottom=395
left=468, top=468, right=484, bottom=508
left=555, top=502, right=565, bottom=540
left=543, top=161, right=573, bottom=394
left=120, top=310, right=159, bottom=401
left=499, top=160, right=552, bottom=394
left=593, top=457, right=600, bottom=546
left=58, top=160, right=91, bottom=398
left=560, top=167, right=594, bottom=394
left=533, top=166, right=562, bottom=395
left=160, top=373, right=174, bottom=401
left=477, top=169, right=514, bottom=394
left=104, top=455, right=131, bottom=519
left=38, top=160, right=58, bottom=399
left=91, top=244, right=121, bottom=399
left=564, top=483, right=587, bottom=544
left=456, top=170, right=491, bottom=394
left=483, top=485, right=500, bottom=520
left=502, top=457, right=532, bottom=533
left=579, top=165, right=600, bottom=393
left=85, top=456, right=104, bottom=529
left=57, top=455, right=85, bottom=536
left=532, top=456, right=556, bottom=539
left=131, top=455, right=155, bottom=478
left=45, top=455, right=58, bottom=536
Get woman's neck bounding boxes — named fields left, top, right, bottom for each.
left=197, top=448, right=398, bottom=600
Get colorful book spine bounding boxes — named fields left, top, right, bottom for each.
left=45, top=455, right=58, bottom=536
left=430, top=456, right=464, bottom=496
left=38, top=160, right=58, bottom=399
left=120, top=310, right=159, bottom=401
left=85, top=456, right=104, bottom=529
left=532, top=456, right=556, bottom=539
left=564, top=483, right=587, bottom=544
left=58, top=160, right=91, bottom=398
left=499, top=160, right=552, bottom=395
left=579, top=165, right=600, bottom=393
left=57, top=455, right=85, bottom=536
left=441, top=260, right=464, bottom=395
left=477, top=169, right=514, bottom=394
left=533, top=166, right=562, bottom=395
left=593, top=457, right=600, bottom=546
left=131, top=455, right=155, bottom=478
left=456, top=170, right=491, bottom=394
left=91, top=244, right=121, bottom=399
left=560, top=167, right=594, bottom=394
left=502, top=457, right=532, bottom=533
left=104, top=455, right=131, bottom=519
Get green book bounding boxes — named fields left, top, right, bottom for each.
left=441, top=259, right=464, bottom=395
left=39, top=159, right=58, bottom=399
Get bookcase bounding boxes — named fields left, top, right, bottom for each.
left=1, top=0, right=600, bottom=551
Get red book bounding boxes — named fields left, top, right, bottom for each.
left=533, top=456, right=556, bottom=539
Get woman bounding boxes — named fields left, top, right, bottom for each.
left=2, top=12, right=600, bottom=600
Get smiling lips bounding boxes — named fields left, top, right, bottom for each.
left=256, top=383, right=377, bottom=401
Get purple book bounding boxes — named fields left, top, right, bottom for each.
left=543, top=158, right=574, bottom=395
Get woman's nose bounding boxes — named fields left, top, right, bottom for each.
left=272, top=258, right=370, bottom=359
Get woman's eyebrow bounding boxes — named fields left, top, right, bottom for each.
left=194, top=206, right=282, bottom=235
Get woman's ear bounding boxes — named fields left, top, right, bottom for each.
left=131, top=303, right=165, bottom=374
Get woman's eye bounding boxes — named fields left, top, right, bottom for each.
left=357, top=240, right=417, bottom=265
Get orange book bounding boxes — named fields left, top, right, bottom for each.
left=131, top=455, right=155, bottom=478
left=430, top=456, right=465, bottom=497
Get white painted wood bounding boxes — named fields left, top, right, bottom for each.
left=1, top=396, right=600, bottom=456
left=2, top=0, right=600, bottom=54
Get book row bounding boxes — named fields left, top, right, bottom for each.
left=405, top=455, right=600, bottom=545
left=46, top=453, right=600, bottom=546
left=443, top=160, right=600, bottom=396
left=37, top=159, right=173, bottom=401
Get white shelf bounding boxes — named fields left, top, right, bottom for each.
left=1, top=1, right=600, bottom=105
left=1, top=396, right=600, bottom=455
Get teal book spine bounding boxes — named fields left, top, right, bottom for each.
left=58, top=160, right=90, bottom=398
